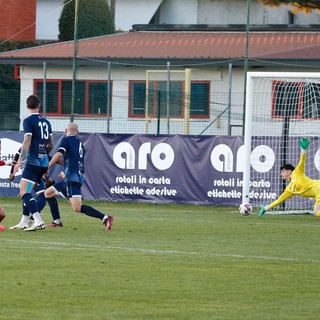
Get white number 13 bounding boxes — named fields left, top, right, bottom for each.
left=38, top=122, right=49, bottom=139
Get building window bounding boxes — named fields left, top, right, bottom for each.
left=129, top=80, right=210, bottom=118
left=272, top=81, right=320, bottom=119
left=34, top=79, right=112, bottom=116
left=288, top=11, right=295, bottom=25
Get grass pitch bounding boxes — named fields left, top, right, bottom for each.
left=1, top=197, right=320, bottom=320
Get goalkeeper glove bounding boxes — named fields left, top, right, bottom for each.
left=258, top=205, right=267, bottom=217
left=299, top=137, right=310, bottom=150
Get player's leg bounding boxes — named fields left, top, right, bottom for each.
left=9, top=178, right=36, bottom=230
left=17, top=182, right=46, bottom=226
left=34, top=180, right=47, bottom=213
left=44, top=181, right=66, bottom=227
left=68, top=182, right=113, bottom=231
left=22, top=165, right=47, bottom=231
left=313, top=201, right=320, bottom=217
left=0, top=207, right=6, bottom=231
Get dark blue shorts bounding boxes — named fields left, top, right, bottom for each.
left=34, top=180, right=45, bottom=195
left=66, top=181, right=82, bottom=198
left=53, top=180, right=68, bottom=198
left=22, top=164, right=48, bottom=185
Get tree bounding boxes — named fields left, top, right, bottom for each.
left=59, top=0, right=115, bottom=41
left=259, top=0, right=320, bottom=13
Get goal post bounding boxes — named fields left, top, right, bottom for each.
left=243, top=72, right=320, bottom=214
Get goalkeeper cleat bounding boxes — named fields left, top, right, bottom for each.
left=9, top=223, right=28, bottom=230
left=0, top=225, right=5, bottom=232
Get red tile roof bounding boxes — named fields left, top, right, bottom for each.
left=0, top=30, right=319, bottom=65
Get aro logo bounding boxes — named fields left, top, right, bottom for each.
left=113, top=141, right=277, bottom=173
left=210, top=144, right=275, bottom=173
left=113, top=142, right=175, bottom=170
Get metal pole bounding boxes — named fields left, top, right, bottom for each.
left=242, top=0, right=251, bottom=136
left=228, top=63, right=232, bottom=135
left=42, top=61, right=47, bottom=118
left=145, top=71, right=149, bottom=134
left=157, top=90, right=161, bottom=135
left=184, top=69, right=191, bottom=134
left=107, top=62, right=111, bottom=133
left=166, top=61, right=170, bottom=134
left=71, top=0, right=79, bottom=123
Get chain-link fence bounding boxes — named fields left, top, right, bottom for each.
left=0, top=61, right=245, bottom=136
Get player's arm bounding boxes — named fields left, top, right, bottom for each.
left=46, top=134, right=54, bottom=154
left=295, top=137, right=310, bottom=174
left=0, top=140, right=14, bottom=166
left=8, top=149, right=21, bottom=181
left=0, top=160, right=12, bottom=166
left=13, top=135, right=31, bottom=175
left=258, top=189, right=293, bottom=216
left=48, top=151, right=64, bottom=170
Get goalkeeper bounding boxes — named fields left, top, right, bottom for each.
left=258, top=137, right=320, bottom=217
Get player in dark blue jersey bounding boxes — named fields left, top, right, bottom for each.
left=8, top=147, right=63, bottom=227
left=10, top=95, right=54, bottom=231
left=45, top=123, right=113, bottom=231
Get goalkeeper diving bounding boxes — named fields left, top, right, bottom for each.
left=258, top=137, right=320, bottom=217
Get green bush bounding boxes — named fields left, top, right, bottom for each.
left=59, top=0, right=115, bottom=41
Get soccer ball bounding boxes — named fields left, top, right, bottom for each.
left=239, top=203, right=252, bottom=216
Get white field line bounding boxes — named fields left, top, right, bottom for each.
left=1, top=238, right=319, bottom=263
left=103, top=216, right=320, bottom=228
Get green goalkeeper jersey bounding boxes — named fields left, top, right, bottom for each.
left=268, top=152, right=320, bottom=209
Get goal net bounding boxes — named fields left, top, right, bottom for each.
left=242, top=72, right=320, bottom=214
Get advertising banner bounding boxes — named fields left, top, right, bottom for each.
left=79, top=134, right=246, bottom=205
left=1, top=132, right=307, bottom=207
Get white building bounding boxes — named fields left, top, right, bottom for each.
left=36, top=0, right=320, bottom=40
left=1, top=26, right=320, bottom=135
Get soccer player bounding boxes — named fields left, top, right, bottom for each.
left=10, top=94, right=54, bottom=231
left=45, top=123, right=113, bottom=231
left=0, top=139, right=13, bottom=231
left=0, top=207, right=5, bottom=232
left=8, top=147, right=57, bottom=227
left=258, top=137, right=320, bottom=217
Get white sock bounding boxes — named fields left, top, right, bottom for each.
left=21, top=215, right=29, bottom=225
left=32, top=212, right=43, bottom=224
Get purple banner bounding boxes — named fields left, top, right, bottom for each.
left=1, top=132, right=314, bottom=207
left=81, top=134, right=245, bottom=205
